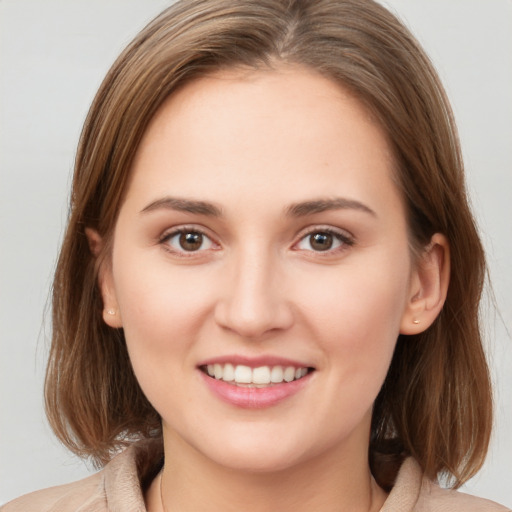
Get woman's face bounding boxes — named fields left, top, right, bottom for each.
left=101, top=66, right=421, bottom=472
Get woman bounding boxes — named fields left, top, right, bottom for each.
left=3, top=0, right=509, bottom=510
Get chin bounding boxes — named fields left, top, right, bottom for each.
left=209, top=445, right=307, bottom=474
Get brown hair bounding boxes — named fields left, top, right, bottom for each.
left=45, top=0, right=492, bottom=489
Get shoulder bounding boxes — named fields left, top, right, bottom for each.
left=417, top=479, right=510, bottom=512
left=382, top=458, right=510, bottom=512
left=1, top=441, right=160, bottom=512
left=1, top=472, right=106, bottom=512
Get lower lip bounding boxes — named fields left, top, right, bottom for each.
left=199, top=371, right=312, bottom=409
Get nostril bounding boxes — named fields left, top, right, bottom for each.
left=213, top=297, right=294, bottom=339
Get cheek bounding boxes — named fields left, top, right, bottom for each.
left=111, top=249, right=218, bottom=367
left=296, top=254, right=410, bottom=370
left=110, top=256, right=219, bottom=417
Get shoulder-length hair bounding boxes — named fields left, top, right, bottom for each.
left=46, top=0, right=491, bottom=490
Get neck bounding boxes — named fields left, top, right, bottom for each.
left=151, top=430, right=387, bottom=512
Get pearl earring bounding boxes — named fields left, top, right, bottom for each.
left=412, top=319, right=420, bottom=324
left=106, top=309, right=116, bottom=316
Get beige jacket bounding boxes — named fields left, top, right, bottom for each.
left=2, top=442, right=509, bottom=511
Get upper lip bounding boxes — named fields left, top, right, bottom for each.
left=197, top=355, right=314, bottom=369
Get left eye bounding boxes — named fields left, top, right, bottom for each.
left=163, top=230, right=214, bottom=252
left=296, top=231, right=349, bottom=252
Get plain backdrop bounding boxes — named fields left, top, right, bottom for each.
left=1, top=0, right=511, bottom=506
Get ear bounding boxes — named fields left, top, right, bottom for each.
left=400, top=233, right=450, bottom=335
left=85, top=227, right=123, bottom=328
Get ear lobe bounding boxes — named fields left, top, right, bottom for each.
left=400, top=233, right=450, bottom=335
left=85, top=228, right=123, bottom=328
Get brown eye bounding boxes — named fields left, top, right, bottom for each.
left=179, top=232, right=204, bottom=251
left=309, top=232, right=333, bottom=251
left=162, top=229, right=214, bottom=253
left=295, top=229, right=352, bottom=253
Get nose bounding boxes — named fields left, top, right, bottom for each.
left=214, top=248, right=294, bottom=339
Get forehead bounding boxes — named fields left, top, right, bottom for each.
left=125, top=65, right=400, bottom=217
left=142, top=65, right=385, bottom=151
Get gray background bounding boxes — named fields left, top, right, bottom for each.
left=1, top=0, right=511, bottom=506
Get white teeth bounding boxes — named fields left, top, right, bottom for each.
left=223, top=363, right=235, bottom=382
left=284, top=366, right=295, bottom=382
left=214, top=363, right=223, bottom=380
left=204, top=364, right=310, bottom=386
left=270, top=366, right=283, bottom=383
left=252, top=366, right=271, bottom=384
left=234, top=365, right=252, bottom=384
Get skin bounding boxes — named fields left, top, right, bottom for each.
left=90, top=65, right=449, bottom=512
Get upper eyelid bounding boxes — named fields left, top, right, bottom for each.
left=157, top=224, right=354, bottom=247
left=292, top=226, right=355, bottom=253
left=294, top=224, right=354, bottom=241
left=159, top=224, right=214, bottom=241
left=158, top=225, right=219, bottom=253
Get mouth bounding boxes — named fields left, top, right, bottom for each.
left=199, top=363, right=315, bottom=388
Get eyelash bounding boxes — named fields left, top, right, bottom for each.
left=158, top=226, right=355, bottom=257
left=159, top=226, right=217, bottom=257
left=293, top=227, right=355, bottom=255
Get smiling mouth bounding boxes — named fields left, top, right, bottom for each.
left=200, top=364, right=314, bottom=388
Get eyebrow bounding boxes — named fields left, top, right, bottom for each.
left=286, top=197, right=377, bottom=217
left=140, top=196, right=376, bottom=218
left=140, top=197, right=222, bottom=216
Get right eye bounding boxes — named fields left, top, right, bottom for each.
left=160, top=229, right=215, bottom=254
